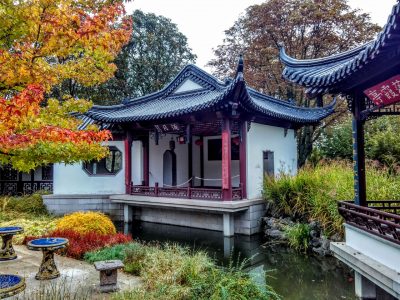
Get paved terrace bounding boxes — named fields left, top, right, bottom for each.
left=1, top=245, right=141, bottom=299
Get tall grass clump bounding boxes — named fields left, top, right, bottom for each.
left=93, top=242, right=280, bottom=300
left=264, top=160, right=400, bottom=236
left=284, top=223, right=310, bottom=253
left=16, top=277, right=92, bottom=300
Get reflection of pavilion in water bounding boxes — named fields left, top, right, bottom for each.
left=121, top=221, right=357, bottom=300
left=122, top=221, right=261, bottom=262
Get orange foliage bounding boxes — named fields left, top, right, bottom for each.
left=0, top=0, right=132, bottom=170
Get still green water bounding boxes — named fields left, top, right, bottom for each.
left=123, top=221, right=356, bottom=300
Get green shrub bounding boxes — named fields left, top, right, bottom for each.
left=264, top=160, right=400, bottom=236
left=317, top=116, right=400, bottom=170
left=284, top=223, right=310, bottom=253
left=84, top=243, right=140, bottom=264
left=0, top=193, right=49, bottom=217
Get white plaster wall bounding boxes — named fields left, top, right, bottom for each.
left=132, top=140, right=143, bottom=185
left=345, top=224, right=400, bottom=272
left=149, top=134, right=189, bottom=187
left=53, top=141, right=126, bottom=195
left=174, top=79, right=203, bottom=93
left=203, top=136, right=240, bottom=188
left=247, top=123, right=297, bottom=199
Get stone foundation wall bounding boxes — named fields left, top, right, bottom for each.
left=43, top=194, right=124, bottom=221
left=131, top=202, right=266, bottom=235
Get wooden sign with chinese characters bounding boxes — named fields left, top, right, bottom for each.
left=364, top=75, right=400, bottom=106
left=221, top=131, right=230, bottom=190
left=154, top=123, right=181, bottom=133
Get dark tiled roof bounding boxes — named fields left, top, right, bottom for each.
left=280, top=1, right=400, bottom=97
left=85, top=64, right=335, bottom=126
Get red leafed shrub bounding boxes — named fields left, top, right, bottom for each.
left=24, top=229, right=132, bottom=259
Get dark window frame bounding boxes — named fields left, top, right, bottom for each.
left=82, top=146, right=123, bottom=176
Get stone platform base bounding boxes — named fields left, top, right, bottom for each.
left=43, top=194, right=266, bottom=236
left=111, top=195, right=266, bottom=236
left=43, top=194, right=124, bottom=221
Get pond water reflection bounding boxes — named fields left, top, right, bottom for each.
left=120, top=221, right=356, bottom=300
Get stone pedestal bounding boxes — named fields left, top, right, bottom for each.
left=223, top=213, right=234, bottom=237
left=94, top=260, right=124, bottom=293
left=124, top=204, right=133, bottom=223
left=355, top=272, right=377, bottom=300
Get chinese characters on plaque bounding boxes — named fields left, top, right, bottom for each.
left=154, top=123, right=181, bottom=133
left=364, top=75, right=400, bottom=106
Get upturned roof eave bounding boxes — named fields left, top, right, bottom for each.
left=278, top=1, right=400, bottom=96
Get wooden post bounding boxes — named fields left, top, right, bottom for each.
left=17, top=172, right=22, bottom=194
left=30, top=169, right=35, bottom=193
left=239, top=121, right=247, bottom=199
left=353, top=95, right=367, bottom=206
left=187, top=125, right=193, bottom=187
left=222, top=118, right=232, bottom=201
left=200, top=136, right=204, bottom=187
left=155, top=182, right=159, bottom=196
left=124, top=134, right=132, bottom=194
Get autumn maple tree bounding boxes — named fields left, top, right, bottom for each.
left=0, top=0, right=131, bottom=171
left=209, top=0, right=381, bottom=166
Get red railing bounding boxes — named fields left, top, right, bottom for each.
left=338, top=201, right=400, bottom=245
left=367, top=200, right=400, bottom=215
left=130, top=182, right=243, bottom=201
left=0, top=180, right=53, bottom=195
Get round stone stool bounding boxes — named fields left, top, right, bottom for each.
left=0, top=274, right=25, bottom=299
left=27, top=238, right=68, bottom=280
left=0, top=227, right=24, bottom=261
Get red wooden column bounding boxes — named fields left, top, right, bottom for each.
left=124, top=133, right=132, bottom=194
left=239, top=121, right=247, bottom=199
left=222, top=118, right=232, bottom=201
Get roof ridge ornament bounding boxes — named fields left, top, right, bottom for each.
left=236, top=54, right=244, bottom=77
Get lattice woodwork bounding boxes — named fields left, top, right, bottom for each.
left=361, top=96, right=400, bottom=120
left=42, top=165, right=53, bottom=180
left=130, top=184, right=241, bottom=201
left=0, top=181, right=53, bottom=195
left=338, top=201, right=400, bottom=245
left=0, top=165, right=18, bottom=181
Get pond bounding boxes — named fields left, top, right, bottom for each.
left=121, top=221, right=356, bottom=300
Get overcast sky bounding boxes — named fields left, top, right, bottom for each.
left=125, top=0, right=396, bottom=71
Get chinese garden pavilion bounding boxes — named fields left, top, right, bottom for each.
left=47, top=58, right=334, bottom=236
left=82, top=58, right=334, bottom=200
left=279, top=1, right=400, bottom=298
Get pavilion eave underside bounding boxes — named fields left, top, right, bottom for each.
left=279, top=1, right=400, bottom=97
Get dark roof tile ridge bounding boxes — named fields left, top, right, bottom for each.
left=279, top=43, right=370, bottom=68
left=246, top=85, right=335, bottom=111
left=91, top=64, right=228, bottom=110
left=279, top=1, right=400, bottom=69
